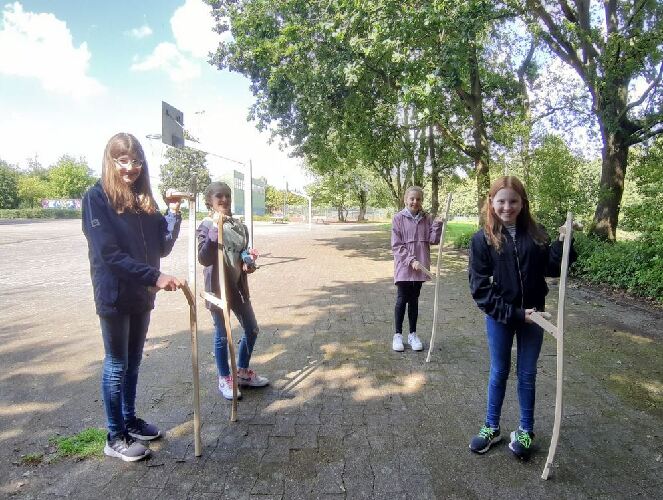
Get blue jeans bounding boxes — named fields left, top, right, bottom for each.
left=211, top=300, right=259, bottom=377
left=484, top=315, right=543, bottom=433
left=99, top=312, right=151, bottom=440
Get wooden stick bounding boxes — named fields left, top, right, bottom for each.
left=188, top=181, right=202, bottom=455
left=529, top=311, right=558, bottom=339
left=426, top=193, right=452, bottom=363
left=217, top=215, right=239, bottom=422
left=180, top=281, right=201, bottom=456
left=541, top=212, right=573, bottom=480
left=418, top=266, right=435, bottom=279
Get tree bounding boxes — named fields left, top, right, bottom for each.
left=159, top=136, right=211, bottom=197
left=18, top=176, right=49, bottom=208
left=529, top=135, right=596, bottom=229
left=519, top=0, right=663, bottom=241
left=264, top=185, right=305, bottom=214
left=47, top=155, right=96, bottom=198
left=209, top=0, right=525, bottom=214
left=621, top=136, right=663, bottom=240
left=306, top=172, right=354, bottom=222
left=0, top=159, right=19, bottom=209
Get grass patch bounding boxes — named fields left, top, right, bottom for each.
left=49, top=428, right=107, bottom=460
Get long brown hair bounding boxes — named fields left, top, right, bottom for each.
left=101, top=133, right=157, bottom=214
left=480, top=176, right=547, bottom=252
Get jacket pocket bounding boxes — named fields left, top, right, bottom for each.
left=95, top=273, right=118, bottom=308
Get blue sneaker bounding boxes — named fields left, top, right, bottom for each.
left=125, top=417, right=161, bottom=441
left=469, top=425, right=501, bottom=454
left=509, top=429, right=534, bottom=459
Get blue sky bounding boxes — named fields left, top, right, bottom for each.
left=0, top=0, right=307, bottom=190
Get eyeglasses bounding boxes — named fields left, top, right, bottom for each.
left=113, top=158, right=143, bottom=169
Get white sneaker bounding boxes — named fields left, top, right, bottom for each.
left=392, top=333, right=405, bottom=352
left=218, top=375, right=242, bottom=400
left=237, top=368, right=270, bottom=387
left=408, top=333, right=423, bottom=351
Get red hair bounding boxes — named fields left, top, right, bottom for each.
left=480, top=176, right=547, bottom=252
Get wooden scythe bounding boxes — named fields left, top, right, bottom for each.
left=167, top=185, right=203, bottom=456
left=426, top=193, right=452, bottom=363
left=528, top=211, right=574, bottom=480
left=216, top=214, right=239, bottom=422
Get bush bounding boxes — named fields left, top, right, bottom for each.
left=0, top=208, right=82, bottom=219
left=571, top=233, right=663, bottom=302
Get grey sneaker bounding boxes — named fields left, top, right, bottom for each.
left=104, top=434, right=150, bottom=462
left=126, top=417, right=161, bottom=441
left=469, top=425, right=502, bottom=454
left=237, top=368, right=270, bottom=387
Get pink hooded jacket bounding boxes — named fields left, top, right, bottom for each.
left=391, top=208, right=442, bottom=283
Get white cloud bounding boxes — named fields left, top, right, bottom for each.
left=127, top=24, right=152, bottom=39
left=171, top=0, right=219, bottom=58
left=130, top=0, right=220, bottom=82
left=0, top=2, right=105, bottom=98
left=130, top=42, right=201, bottom=82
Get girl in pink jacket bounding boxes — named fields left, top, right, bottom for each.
left=391, top=186, right=443, bottom=352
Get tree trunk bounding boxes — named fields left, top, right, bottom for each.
left=590, top=68, right=631, bottom=241
left=592, top=130, right=628, bottom=241
left=467, top=44, right=491, bottom=215
left=357, top=189, right=367, bottom=221
left=428, top=124, right=440, bottom=217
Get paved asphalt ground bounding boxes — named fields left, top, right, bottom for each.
left=0, top=219, right=661, bottom=499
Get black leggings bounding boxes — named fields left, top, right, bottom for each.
left=394, top=281, right=423, bottom=334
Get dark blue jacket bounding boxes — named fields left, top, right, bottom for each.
left=82, top=182, right=181, bottom=316
left=469, top=225, right=576, bottom=326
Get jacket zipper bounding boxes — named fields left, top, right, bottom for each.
left=138, top=214, right=148, bottom=262
left=511, top=230, right=524, bottom=309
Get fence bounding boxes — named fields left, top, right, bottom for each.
left=279, top=205, right=391, bottom=223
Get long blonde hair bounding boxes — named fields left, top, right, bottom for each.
left=101, top=133, right=157, bottom=214
left=481, top=176, right=547, bottom=252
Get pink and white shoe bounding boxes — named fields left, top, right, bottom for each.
left=218, top=375, right=242, bottom=400
left=237, top=368, right=269, bottom=387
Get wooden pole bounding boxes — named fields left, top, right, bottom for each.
left=426, top=193, right=452, bottom=363
left=218, top=215, right=239, bottom=422
left=187, top=184, right=202, bottom=457
left=539, top=212, right=573, bottom=480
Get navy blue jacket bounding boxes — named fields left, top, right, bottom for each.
left=469, top=225, right=576, bottom=326
left=82, top=182, right=181, bottom=316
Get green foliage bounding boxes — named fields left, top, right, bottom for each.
left=445, top=221, right=479, bottom=249
left=264, top=185, right=305, bottom=213
left=572, top=233, right=663, bottom=302
left=0, top=208, right=81, bottom=219
left=529, top=135, right=597, bottom=231
left=19, top=453, right=44, bottom=466
left=18, top=175, right=50, bottom=208
left=47, top=155, right=96, bottom=198
left=620, top=139, right=663, bottom=238
left=49, top=428, right=107, bottom=460
left=160, top=144, right=211, bottom=196
left=0, top=159, right=20, bottom=208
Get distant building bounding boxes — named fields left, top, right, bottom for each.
left=215, top=170, right=266, bottom=216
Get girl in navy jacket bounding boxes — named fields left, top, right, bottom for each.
left=82, top=133, right=182, bottom=462
left=468, top=176, right=576, bottom=460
